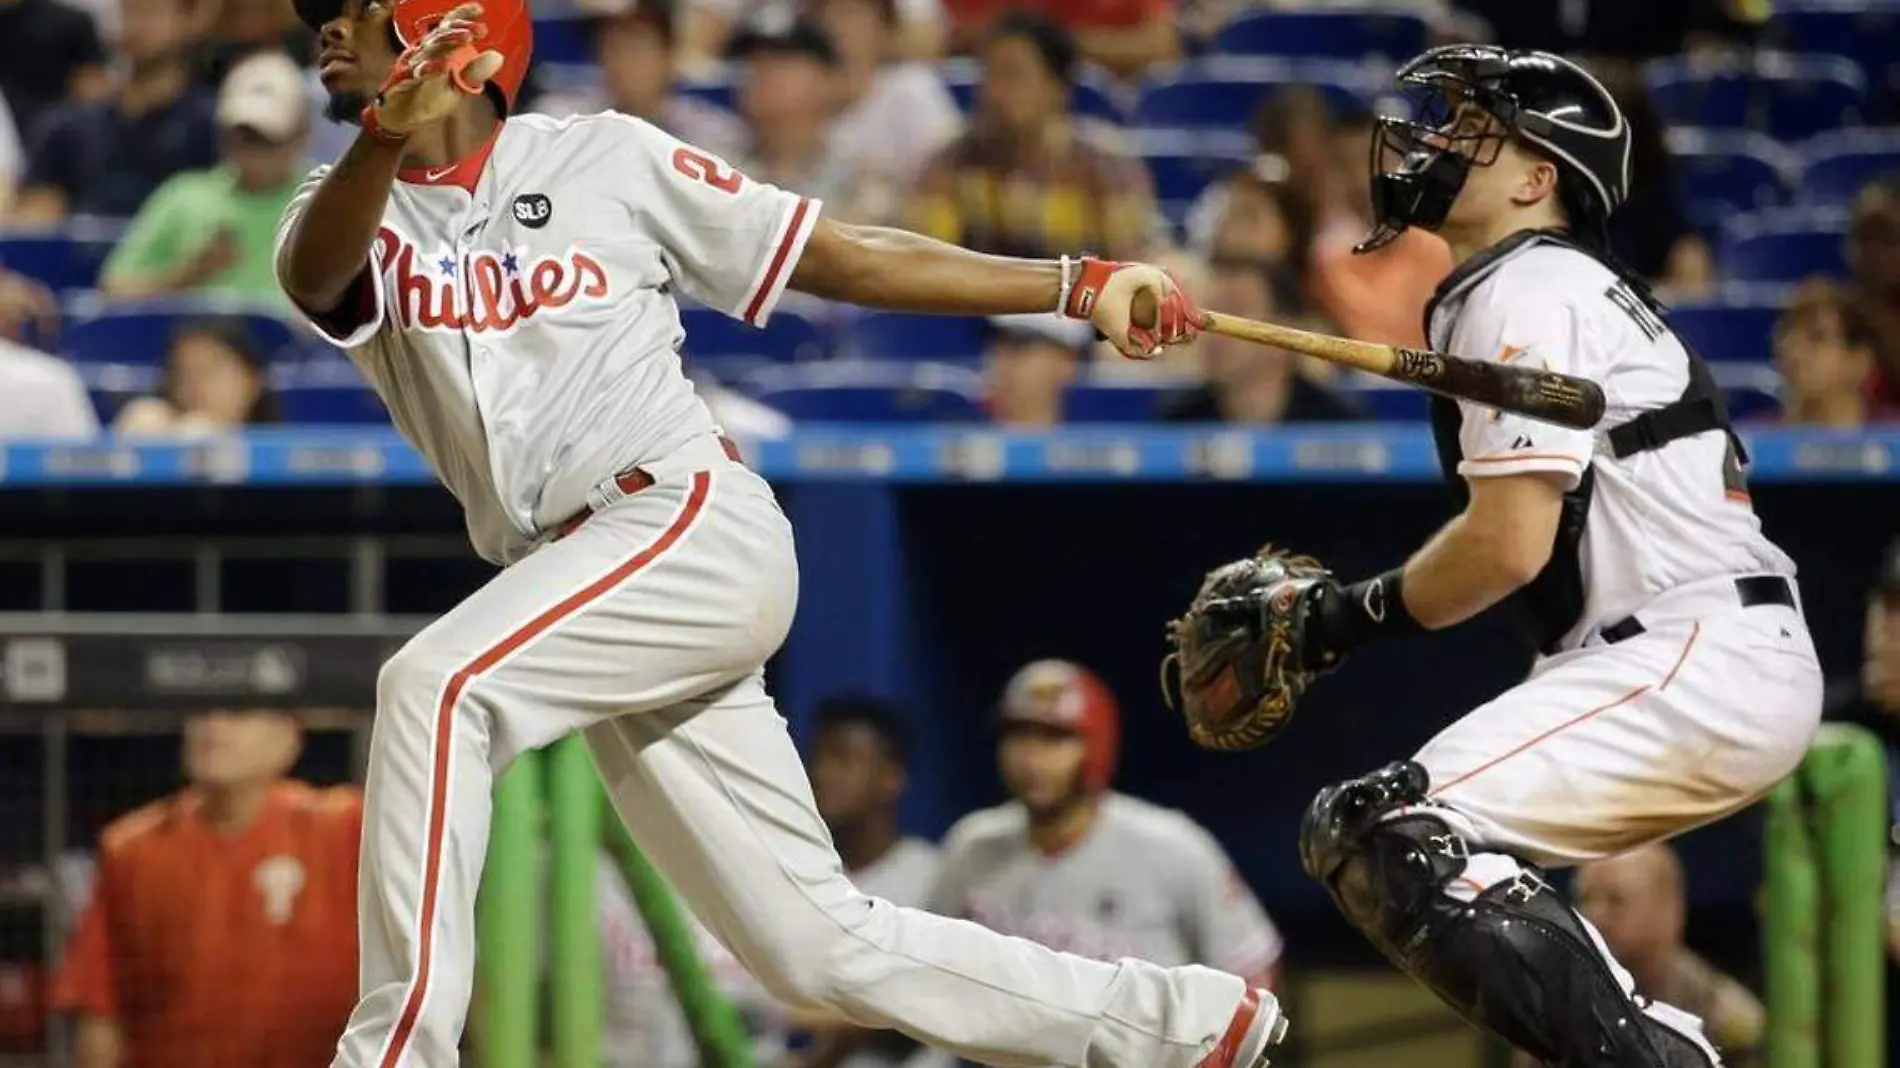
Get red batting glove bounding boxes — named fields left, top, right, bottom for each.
left=1127, top=268, right=1204, bottom=354
left=1061, top=256, right=1121, bottom=321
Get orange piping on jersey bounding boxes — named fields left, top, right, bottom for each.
left=1461, top=452, right=1585, bottom=467
left=1497, top=344, right=1527, bottom=363
left=376, top=472, right=712, bottom=1068
left=1428, top=624, right=1701, bottom=797
left=1725, top=489, right=1753, bottom=504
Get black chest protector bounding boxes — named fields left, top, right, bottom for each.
left=1424, top=231, right=1749, bottom=655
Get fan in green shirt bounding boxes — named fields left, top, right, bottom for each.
left=99, top=52, right=311, bottom=308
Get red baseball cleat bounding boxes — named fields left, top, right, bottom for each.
left=1196, top=987, right=1288, bottom=1068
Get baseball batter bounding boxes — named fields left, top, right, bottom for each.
left=930, top=661, right=1284, bottom=993
left=274, top=1, right=1280, bottom=1067
left=1173, top=46, right=1822, bottom=1067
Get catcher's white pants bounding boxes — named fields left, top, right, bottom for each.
left=1416, top=573, right=1824, bottom=867
left=330, top=438, right=1249, bottom=1068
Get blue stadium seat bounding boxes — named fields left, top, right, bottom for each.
left=679, top=302, right=829, bottom=366
left=1717, top=207, right=1850, bottom=283
left=675, top=69, right=739, bottom=113
left=272, top=356, right=389, bottom=424
left=72, top=360, right=160, bottom=422
left=939, top=58, right=1125, bottom=124
left=1661, top=284, right=1791, bottom=364
left=535, top=61, right=603, bottom=95
left=1061, top=379, right=1178, bottom=422
left=1211, top=8, right=1427, bottom=62
left=1768, top=1, right=1900, bottom=114
left=1134, top=58, right=1372, bottom=130
left=842, top=311, right=988, bottom=362
left=1665, top=128, right=1793, bottom=228
left=0, top=219, right=127, bottom=294
left=532, top=14, right=593, bottom=65
left=1645, top=56, right=1753, bottom=130
left=1800, top=127, right=1900, bottom=206
left=1757, top=53, right=1867, bottom=141
left=1339, top=381, right=1428, bottom=421
left=1133, top=127, right=1254, bottom=220
left=57, top=296, right=300, bottom=367
left=1709, top=362, right=1785, bottom=420
left=739, top=360, right=985, bottom=422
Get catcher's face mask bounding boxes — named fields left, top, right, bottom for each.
left=1357, top=48, right=1519, bottom=254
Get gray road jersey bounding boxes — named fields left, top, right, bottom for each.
left=928, top=793, right=1282, bottom=977
left=274, top=113, right=821, bottom=564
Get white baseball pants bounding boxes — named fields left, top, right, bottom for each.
left=330, top=436, right=1249, bottom=1068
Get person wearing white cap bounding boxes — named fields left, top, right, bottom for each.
left=99, top=50, right=309, bottom=307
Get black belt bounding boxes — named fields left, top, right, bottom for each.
left=1600, top=575, right=1795, bottom=644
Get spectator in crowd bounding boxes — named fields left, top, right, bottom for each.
left=0, top=268, right=98, bottom=438
left=530, top=0, right=745, bottom=160
left=981, top=312, right=1091, bottom=427
left=99, top=52, right=307, bottom=305
left=12, top=0, right=219, bottom=225
left=677, top=0, right=944, bottom=71
left=1183, top=158, right=1313, bottom=277
left=816, top=0, right=962, bottom=223
left=1848, top=173, right=1900, bottom=416
left=1773, top=279, right=1879, bottom=427
left=1823, top=537, right=1900, bottom=967
left=1451, top=0, right=1757, bottom=59
left=184, top=0, right=317, bottom=89
left=725, top=11, right=869, bottom=218
left=0, top=91, right=24, bottom=217
left=928, top=661, right=1284, bottom=1068
left=780, top=696, right=943, bottom=1068
left=113, top=319, right=280, bottom=435
left=936, top=0, right=1177, bottom=80
left=1158, top=255, right=1362, bottom=423
left=51, top=707, right=361, bottom=1068
left=1603, top=68, right=1713, bottom=297
left=1305, top=104, right=1453, bottom=348
left=0, top=0, right=109, bottom=143
left=909, top=12, right=1160, bottom=261
left=1508, top=842, right=1764, bottom=1068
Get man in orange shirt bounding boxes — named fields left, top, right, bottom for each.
left=52, top=708, right=362, bottom=1068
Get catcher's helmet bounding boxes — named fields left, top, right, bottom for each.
left=295, top=0, right=533, bottom=115
left=999, top=660, right=1120, bottom=792
left=1357, top=44, right=1631, bottom=254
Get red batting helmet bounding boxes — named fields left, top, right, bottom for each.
left=296, top=0, right=534, bottom=115
left=998, top=660, right=1120, bottom=792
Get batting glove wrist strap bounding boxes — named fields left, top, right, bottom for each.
left=360, top=103, right=410, bottom=145
left=1061, top=256, right=1121, bottom=320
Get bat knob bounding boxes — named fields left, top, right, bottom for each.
left=1130, top=288, right=1158, bottom=330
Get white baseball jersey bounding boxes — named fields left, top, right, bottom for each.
left=272, top=112, right=820, bottom=565
left=1426, top=236, right=1796, bottom=651
left=928, top=793, right=1282, bottom=978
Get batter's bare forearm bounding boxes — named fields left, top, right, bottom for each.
left=791, top=219, right=1061, bottom=315
left=279, top=133, right=407, bottom=312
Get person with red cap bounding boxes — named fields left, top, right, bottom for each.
left=926, top=659, right=1285, bottom=1067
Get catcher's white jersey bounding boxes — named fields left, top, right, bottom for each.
left=1427, top=238, right=1796, bottom=651
left=928, top=793, right=1282, bottom=978
left=274, top=112, right=819, bottom=565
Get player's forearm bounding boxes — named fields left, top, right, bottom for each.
left=72, top=1015, right=123, bottom=1068
left=278, top=133, right=407, bottom=312
left=790, top=219, right=1061, bottom=315
left=1398, top=514, right=1538, bottom=630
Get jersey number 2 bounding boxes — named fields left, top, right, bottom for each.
left=671, top=148, right=743, bottom=194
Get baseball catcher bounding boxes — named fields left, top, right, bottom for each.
left=1165, top=46, right=1821, bottom=1068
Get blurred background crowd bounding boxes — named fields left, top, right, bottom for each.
left=1, top=0, right=1899, bottom=435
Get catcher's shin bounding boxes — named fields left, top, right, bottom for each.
left=1161, top=545, right=1335, bottom=751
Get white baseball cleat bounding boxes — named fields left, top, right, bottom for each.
left=1194, top=987, right=1288, bottom=1068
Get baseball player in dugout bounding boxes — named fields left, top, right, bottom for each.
left=1162, top=45, right=1821, bottom=1068
left=925, top=661, right=1285, bottom=1048
left=277, top=0, right=1280, bottom=1066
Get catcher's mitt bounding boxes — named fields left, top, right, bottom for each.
left=1161, top=545, right=1336, bottom=751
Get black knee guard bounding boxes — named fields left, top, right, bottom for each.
left=1298, top=763, right=1717, bottom=1068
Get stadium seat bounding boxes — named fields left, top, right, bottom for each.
left=1662, top=284, right=1791, bottom=364
left=1665, top=128, right=1793, bottom=227
left=1338, top=380, right=1428, bottom=421
left=1800, top=127, right=1900, bottom=206
left=1061, top=379, right=1179, bottom=422
left=273, top=356, right=389, bottom=424
left=535, top=61, right=602, bottom=95
left=1133, top=58, right=1372, bottom=130
left=0, top=218, right=127, bottom=294
left=739, top=360, right=985, bottom=421
left=1757, top=53, right=1867, bottom=141
left=1709, top=362, right=1785, bottom=420
left=1717, top=207, right=1850, bottom=283
left=1767, top=1, right=1900, bottom=115
left=1211, top=8, right=1427, bottom=62
left=1644, top=56, right=1753, bottom=130
left=939, top=58, right=1125, bottom=124
left=1133, top=127, right=1254, bottom=220
left=72, top=360, right=160, bottom=423
left=842, top=311, right=988, bottom=363
left=531, top=14, right=593, bottom=65
left=57, top=296, right=300, bottom=368
left=675, top=69, right=739, bottom=114
left=678, top=303, right=828, bottom=367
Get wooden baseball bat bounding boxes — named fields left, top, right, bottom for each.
left=1195, top=310, right=1606, bottom=430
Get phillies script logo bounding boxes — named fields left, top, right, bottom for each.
left=375, top=225, right=610, bottom=335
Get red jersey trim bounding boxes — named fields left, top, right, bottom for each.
left=396, top=122, right=505, bottom=192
